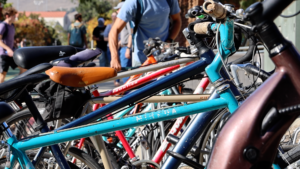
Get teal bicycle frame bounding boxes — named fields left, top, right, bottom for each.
left=4, top=18, right=239, bottom=169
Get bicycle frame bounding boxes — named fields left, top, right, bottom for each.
left=207, top=0, right=300, bottom=168
left=162, top=18, right=240, bottom=168
left=4, top=18, right=238, bottom=169
left=152, top=77, right=210, bottom=164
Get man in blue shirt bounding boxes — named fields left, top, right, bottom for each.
left=103, top=12, right=117, bottom=67
left=109, top=0, right=182, bottom=71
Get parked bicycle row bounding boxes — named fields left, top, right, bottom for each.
left=0, top=0, right=299, bottom=169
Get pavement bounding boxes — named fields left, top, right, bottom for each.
left=4, top=67, right=20, bottom=81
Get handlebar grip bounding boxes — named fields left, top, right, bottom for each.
left=244, top=64, right=270, bottom=81
left=203, top=0, right=226, bottom=19
left=194, top=22, right=211, bottom=35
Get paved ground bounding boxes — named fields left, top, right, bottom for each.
left=4, top=67, right=20, bottom=81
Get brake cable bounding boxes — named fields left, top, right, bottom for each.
left=216, top=23, right=246, bottom=100
left=280, top=10, right=300, bottom=18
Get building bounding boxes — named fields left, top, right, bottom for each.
left=7, top=0, right=78, bottom=12
left=18, top=11, right=71, bottom=30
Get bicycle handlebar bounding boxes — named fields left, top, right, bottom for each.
left=230, top=35, right=256, bottom=64
left=203, top=0, right=227, bottom=19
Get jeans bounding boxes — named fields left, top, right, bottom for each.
left=99, top=49, right=111, bottom=67
left=119, top=46, right=132, bottom=83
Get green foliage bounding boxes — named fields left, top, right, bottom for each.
left=14, top=13, right=58, bottom=46
left=53, top=24, right=68, bottom=45
left=0, top=0, right=7, bottom=5
left=3, top=2, right=12, bottom=9
left=240, top=0, right=260, bottom=9
left=76, top=0, right=112, bottom=22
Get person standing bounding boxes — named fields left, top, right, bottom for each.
left=109, top=0, right=182, bottom=71
left=68, top=13, right=87, bottom=48
left=93, top=18, right=108, bottom=67
left=114, top=2, right=132, bottom=83
left=103, top=12, right=117, bottom=67
left=0, top=7, right=26, bottom=83
left=104, top=12, right=121, bottom=86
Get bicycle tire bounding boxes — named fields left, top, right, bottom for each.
left=5, top=109, right=104, bottom=169
left=68, top=147, right=104, bottom=169
left=0, top=150, right=80, bottom=169
left=198, top=108, right=230, bottom=166
left=82, top=138, right=120, bottom=169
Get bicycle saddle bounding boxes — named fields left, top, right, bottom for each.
left=0, top=74, right=49, bottom=101
left=46, top=67, right=117, bottom=88
left=13, top=46, right=82, bottom=69
left=0, top=102, right=15, bottom=124
left=14, top=63, right=53, bottom=79
left=51, top=48, right=101, bottom=67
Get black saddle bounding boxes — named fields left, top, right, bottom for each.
left=0, top=102, right=15, bottom=124
left=13, top=46, right=83, bottom=69
left=51, top=48, right=102, bottom=67
left=0, top=63, right=52, bottom=102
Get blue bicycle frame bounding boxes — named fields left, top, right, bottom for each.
left=4, top=18, right=240, bottom=169
left=161, top=18, right=242, bottom=168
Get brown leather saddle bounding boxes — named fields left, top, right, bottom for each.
left=46, top=67, right=117, bottom=88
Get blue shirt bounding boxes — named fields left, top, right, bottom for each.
left=118, top=0, right=180, bottom=66
left=104, top=24, right=112, bottom=38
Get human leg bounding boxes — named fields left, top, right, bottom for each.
left=106, top=48, right=111, bottom=67
left=0, top=71, right=7, bottom=83
left=0, top=55, right=11, bottom=83
left=99, top=51, right=107, bottom=67
left=18, top=67, right=27, bottom=74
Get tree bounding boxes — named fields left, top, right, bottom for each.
left=76, top=0, right=112, bottom=22
left=240, top=0, right=261, bottom=9
left=14, top=13, right=57, bottom=46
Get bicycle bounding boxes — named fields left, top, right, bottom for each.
left=0, top=10, right=243, bottom=168
left=204, top=0, right=300, bottom=168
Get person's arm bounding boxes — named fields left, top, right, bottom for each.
left=82, top=26, right=88, bottom=48
left=109, top=18, right=127, bottom=71
left=83, top=34, right=87, bottom=48
left=68, top=33, right=70, bottom=45
left=0, top=35, right=13, bottom=57
left=167, top=12, right=182, bottom=42
left=92, top=35, right=99, bottom=41
left=92, top=28, right=100, bottom=41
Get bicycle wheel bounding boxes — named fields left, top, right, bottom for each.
left=81, top=138, right=119, bottom=169
left=5, top=109, right=104, bottom=169
left=0, top=150, right=80, bottom=169
left=198, top=108, right=230, bottom=166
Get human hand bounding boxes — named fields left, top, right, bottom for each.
left=111, top=59, right=121, bottom=72
left=125, top=48, right=131, bottom=59
left=7, top=49, right=14, bottom=57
